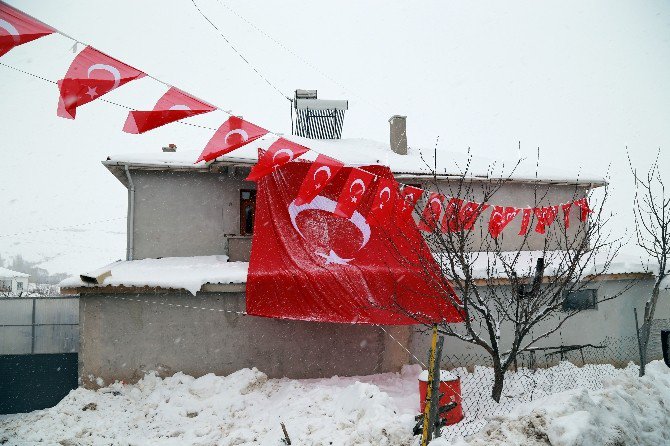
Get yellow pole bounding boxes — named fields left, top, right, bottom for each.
left=421, top=325, right=438, bottom=445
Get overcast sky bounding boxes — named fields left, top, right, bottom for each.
left=1, top=0, right=669, bottom=275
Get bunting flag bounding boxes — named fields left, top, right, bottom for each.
left=123, top=87, right=215, bottom=134
left=562, top=202, right=573, bottom=228
left=367, top=178, right=399, bottom=225
left=574, top=198, right=592, bottom=221
left=294, top=154, right=344, bottom=205
left=246, top=138, right=310, bottom=181
left=334, top=168, right=376, bottom=218
left=519, top=208, right=532, bottom=235
left=246, top=162, right=464, bottom=325
left=196, top=116, right=268, bottom=163
left=488, top=206, right=521, bottom=238
left=0, top=2, right=55, bottom=58
left=399, top=185, right=423, bottom=217
left=534, top=205, right=559, bottom=234
left=57, top=46, right=146, bottom=119
left=418, top=192, right=445, bottom=232
left=441, top=198, right=489, bottom=232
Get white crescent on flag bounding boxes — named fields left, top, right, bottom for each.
left=313, top=165, right=332, bottom=182
left=87, top=64, right=121, bottom=89
left=272, top=148, right=295, bottom=163
left=288, top=195, right=371, bottom=264
left=430, top=196, right=444, bottom=214
left=0, top=18, right=20, bottom=43
left=168, top=104, right=191, bottom=111
left=349, top=178, right=367, bottom=195
left=224, top=129, right=249, bottom=144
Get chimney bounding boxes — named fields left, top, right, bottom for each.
left=388, top=115, right=407, bottom=155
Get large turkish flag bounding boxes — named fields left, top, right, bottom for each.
left=246, top=161, right=463, bottom=325
left=57, top=46, right=145, bottom=119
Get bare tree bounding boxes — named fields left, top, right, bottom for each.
left=384, top=151, right=624, bottom=402
left=629, top=150, right=670, bottom=376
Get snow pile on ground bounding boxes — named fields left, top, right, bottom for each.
left=2, top=361, right=669, bottom=445
left=59, top=255, right=248, bottom=295
left=439, top=360, right=670, bottom=446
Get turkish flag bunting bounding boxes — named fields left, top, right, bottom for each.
left=562, top=202, right=573, bottom=228
left=246, top=138, right=310, bottom=181
left=519, top=208, right=532, bottom=235
left=294, top=154, right=344, bottom=205
left=57, top=46, right=145, bottom=119
left=196, top=116, right=268, bottom=163
left=123, top=87, right=215, bottom=134
left=534, top=205, right=559, bottom=234
left=246, top=162, right=464, bottom=324
left=488, top=206, right=521, bottom=238
left=0, top=2, right=55, bottom=58
left=398, top=185, right=423, bottom=217
left=367, top=177, right=399, bottom=225
left=334, top=168, right=376, bottom=218
left=418, top=193, right=445, bottom=232
left=442, top=198, right=489, bottom=232
left=574, top=198, right=592, bottom=221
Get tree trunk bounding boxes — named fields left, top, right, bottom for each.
left=491, top=361, right=505, bottom=403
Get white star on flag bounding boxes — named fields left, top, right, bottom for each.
left=85, top=86, right=98, bottom=99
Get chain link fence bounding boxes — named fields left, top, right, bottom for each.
left=435, top=335, right=643, bottom=439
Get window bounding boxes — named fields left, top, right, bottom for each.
left=240, top=189, right=257, bottom=236
left=562, top=289, right=597, bottom=311
left=0, top=280, right=10, bottom=292
left=16, top=281, right=23, bottom=291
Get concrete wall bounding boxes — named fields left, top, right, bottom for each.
left=126, top=167, right=591, bottom=260
left=79, top=292, right=411, bottom=388
left=410, top=278, right=670, bottom=369
left=130, top=168, right=255, bottom=260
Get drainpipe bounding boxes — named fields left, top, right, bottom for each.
left=124, top=165, right=135, bottom=261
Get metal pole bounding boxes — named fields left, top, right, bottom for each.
left=30, top=297, right=36, bottom=354
left=421, top=325, right=438, bottom=445
left=430, top=335, right=444, bottom=438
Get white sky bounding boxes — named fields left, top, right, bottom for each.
left=1, top=0, right=669, bottom=274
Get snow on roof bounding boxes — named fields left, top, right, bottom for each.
left=103, top=135, right=606, bottom=185
left=0, top=267, right=29, bottom=278
left=445, top=251, right=656, bottom=281
left=59, top=255, right=248, bottom=295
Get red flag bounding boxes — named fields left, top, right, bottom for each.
left=334, top=168, right=376, bottom=218
left=246, top=138, right=310, bottom=181
left=294, top=154, right=344, bottom=205
left=246, top=162, right=464, bottom=324
left=534, top=205, right=559, bottom=234
left=574, top=198, right=592, bottom=221
left=196, top=116, right=268, bottom=163
left=398, top=185, right=423, bottom=217
left=123, top=87, right=215, bottom=134
left=418, top=192, right=445, bottom=232
left=0, top=2, right=55, bottom=58
left=488, top=206, right=521, bottom=238
left=57, top=47, right=145, bottom=119
left=519, top=208, right=532, bottom=235
left=441, top=199, right=488, bottom=232
left=561, top=202, right=573, bottom=228
left=368, top=178, right=399, bottom=225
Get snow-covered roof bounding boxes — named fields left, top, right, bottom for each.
left=0, top=267, right=29, bottom=279
left=59, top=255, right=248, bottom=295
left=443, top=251, right=657, bottom=281
left=102, top=135, right=607, bottom=186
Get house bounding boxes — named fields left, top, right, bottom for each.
left=60, top=95, right=667, bottom=388
left=0, top=267, right=29, bottom=296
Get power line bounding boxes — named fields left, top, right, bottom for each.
left=190, top=0, right=291, bottom=102
left=0, top=217, right=125, bottom=238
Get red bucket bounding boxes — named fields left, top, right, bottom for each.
left=418, top=370, right=464, bottom=425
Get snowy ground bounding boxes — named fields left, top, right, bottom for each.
left=1, top=361, right=668, bottom=445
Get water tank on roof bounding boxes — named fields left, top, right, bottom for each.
left=292, top=89, right=348, bottom=139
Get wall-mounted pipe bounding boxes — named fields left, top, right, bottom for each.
left=124, top=165, right=135, bottom=261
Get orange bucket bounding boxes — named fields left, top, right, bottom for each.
left=418, top=370, right=464, bottom=425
